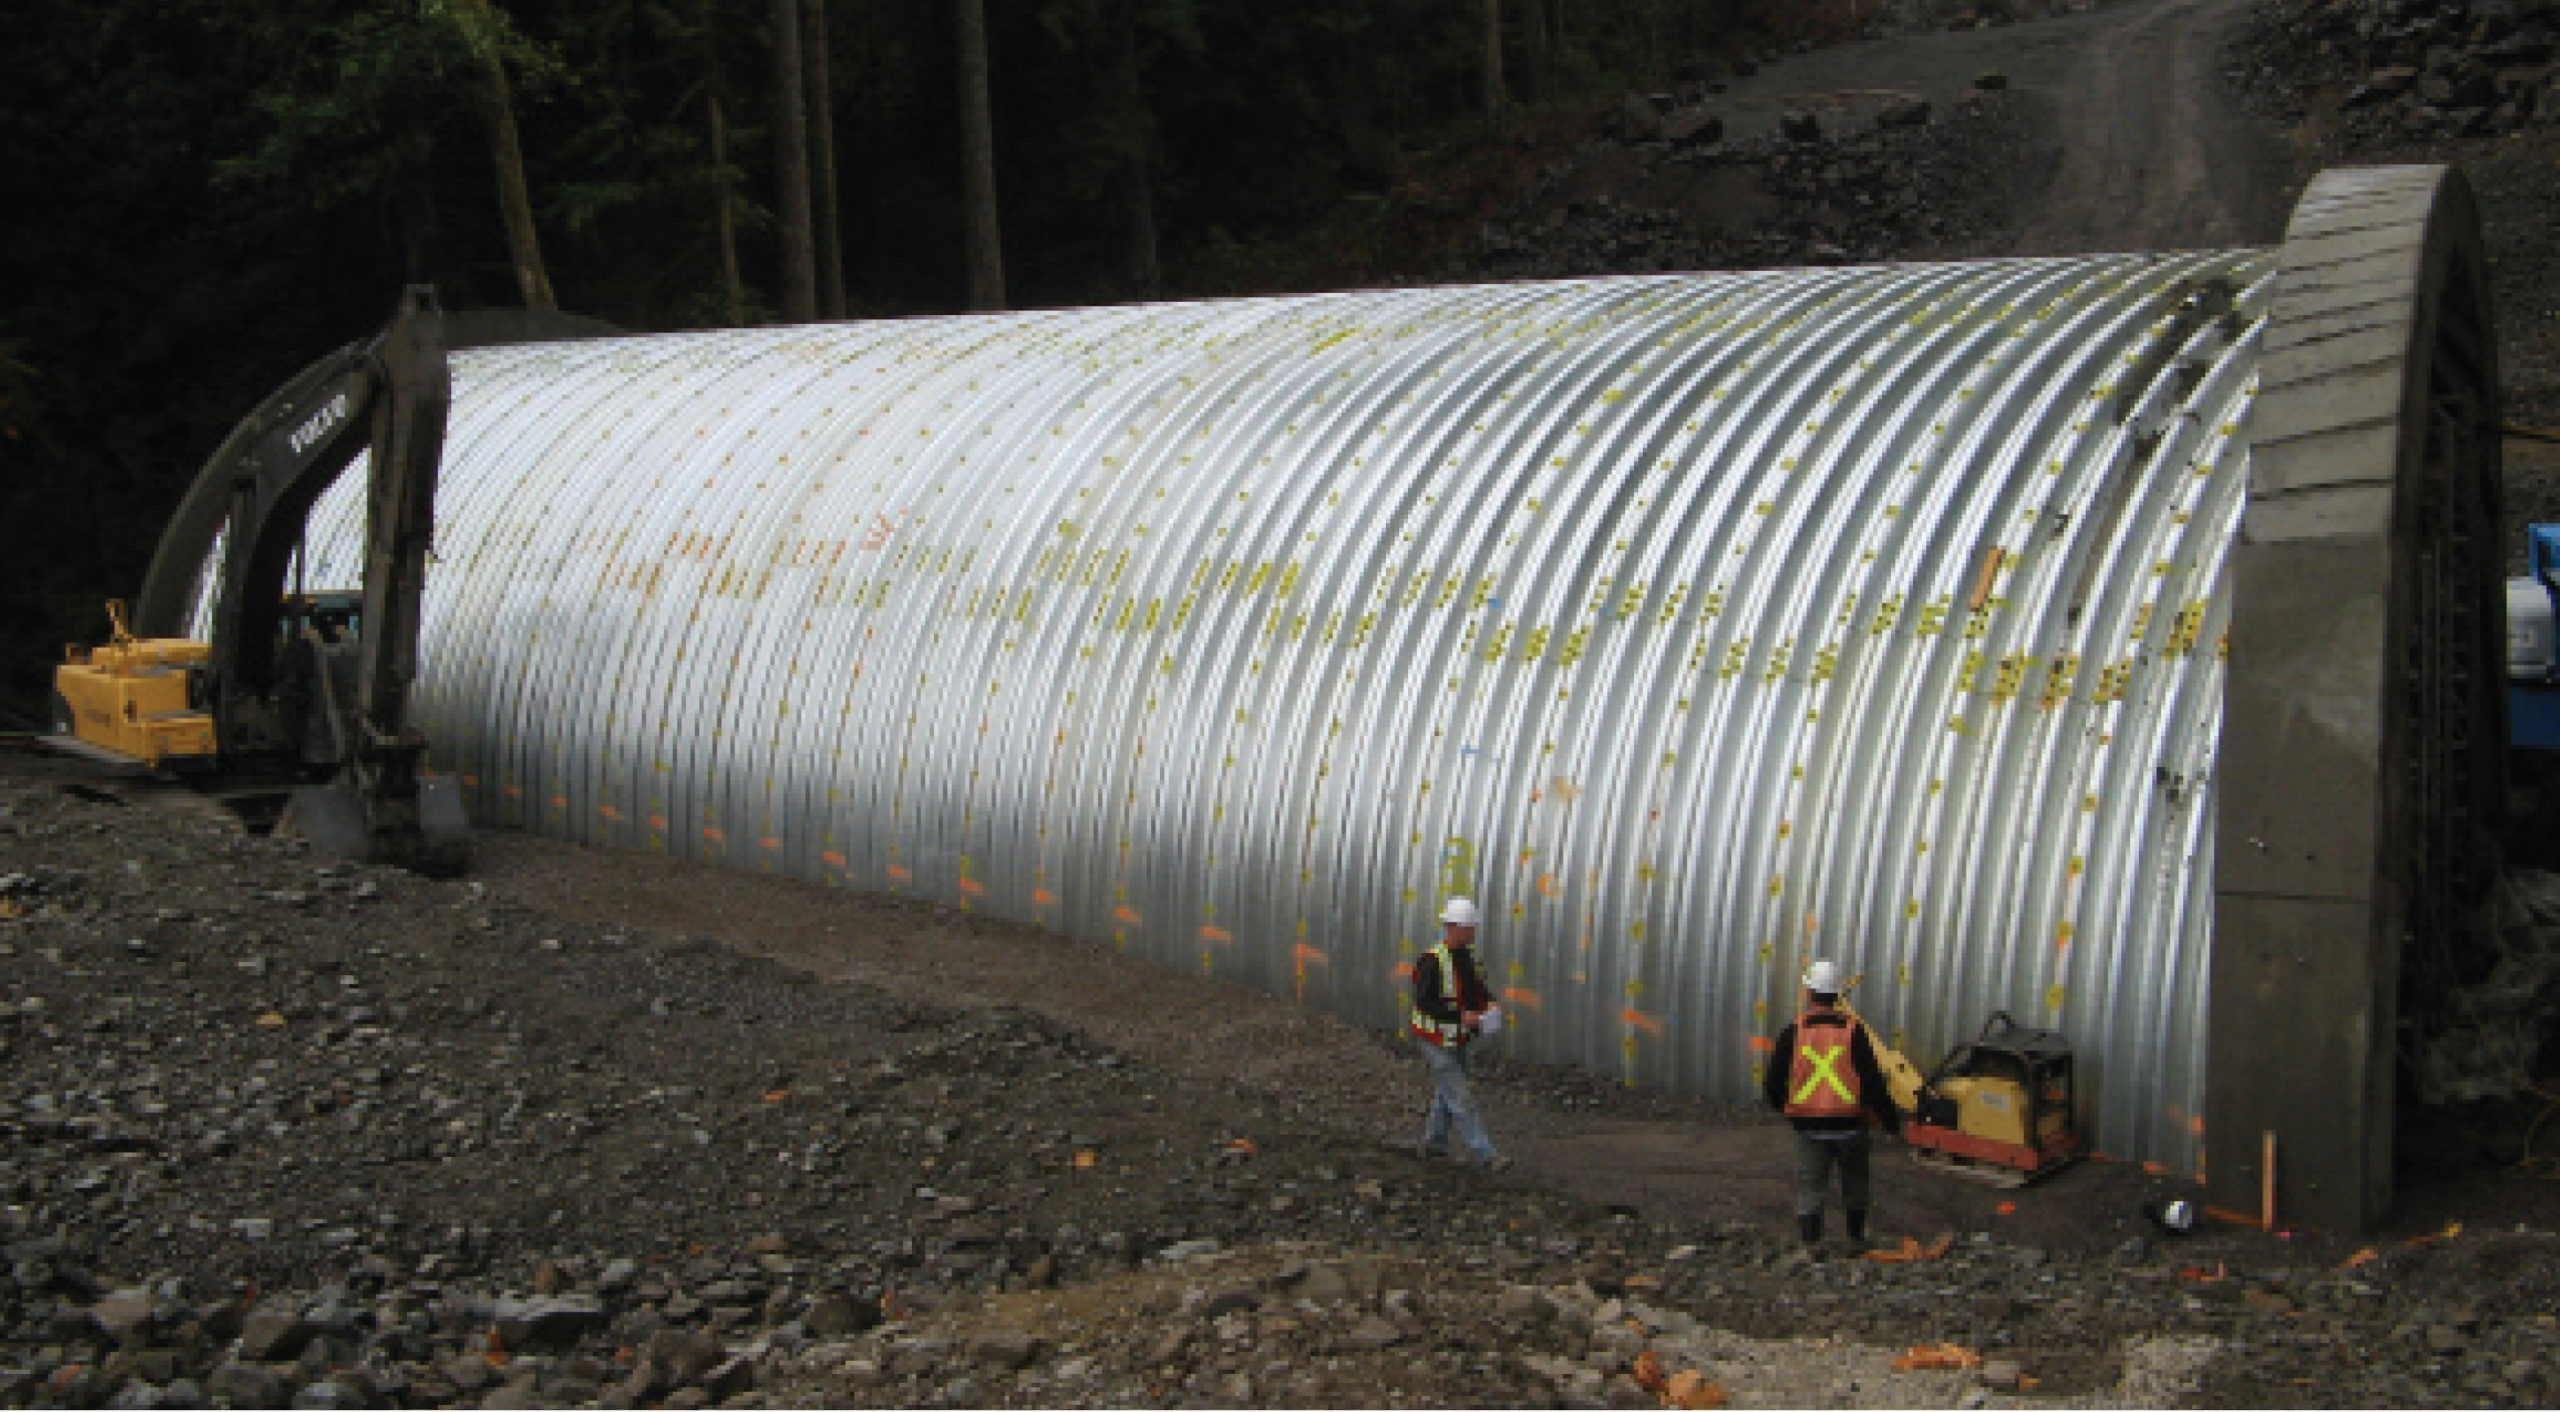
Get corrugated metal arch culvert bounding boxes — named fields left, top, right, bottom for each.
left=163, top=168, right=2500, bottom=1191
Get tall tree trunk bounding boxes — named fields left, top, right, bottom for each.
left=1520, top=0, right=1548, bottom=104
left=470, top=25, right=556, bottom=311
left=954, top=0, right=1006, bottom=311
left=770, top=0, right=818, bottom=322
left=805, top=0, right=846, bottom=318
left=709, top=91, right=745, bottom=325
left=1482, top=0, right=1507, bottom=132
left=703, top=0, right=745, bottom=325
left=1111, top=0, right=1157, bottom=297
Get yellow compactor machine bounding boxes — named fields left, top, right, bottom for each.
left=1838, top=990, right=2085, bottom=1186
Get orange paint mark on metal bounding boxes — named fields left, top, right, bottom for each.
left=504, top=784, right=523, bottom=798
left=887, top=864, right=912, bottom=880
left=758, top=836, right=781, bottom=851
left=1994, top=1201, right=2017, bottom=1216
left=959, top=877, right=985, bottom=894
left=1200, top=925, right=1233, bottom=942
left=599, top=805, right=623, bottom=821
left=550, top=796, right=568, bottom=810
left=1392, top=962, right=1416, bottom=982
left=1501, top=987, right=1540, bottom=1007
left=1113, top=905, right=1143, bottom=926
left=702, top=826, right=726, bottom=843
left=1293, top=944, right=1328, bottom=964
left=649, top=815, right=669, bottom=832
left=462, top=775, right=482, bottom=789
left=1034, top=888, right=1060, bottom=905
left=1748, top=1035, right=1776, bottom=1052
left=1536, top=873, right=1561, bottom=897
left=1620, top=1007, right=1665, bottom=1037
left=820, top=851, right=847, bottom=867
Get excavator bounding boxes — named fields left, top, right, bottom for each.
left=48, top=286, right=467, bottom=876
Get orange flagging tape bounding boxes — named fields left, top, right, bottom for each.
left=1862, top=1234, right=1956, bottom=1264
left=1892, top=1344, right=1983, bottom=1371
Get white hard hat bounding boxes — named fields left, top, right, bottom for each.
left=1804, top=959, right=1841, bottom=994
left=1440, top=897, right=1480, bottom=927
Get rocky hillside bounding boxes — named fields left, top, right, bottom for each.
left=1427, top=76, right=2041, bottom=282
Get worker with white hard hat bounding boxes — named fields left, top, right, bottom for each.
left=1761, top=958, right=1900, bottom=1249
left=1406, top=896, right=1512, bottom=1172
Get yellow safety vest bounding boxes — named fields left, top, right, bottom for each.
left=1408, top=943, right=1467, bottom=1047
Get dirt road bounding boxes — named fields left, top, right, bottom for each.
left=475, top=835, right=2185, bottom=1260
left=1710, top=0, right=2296, bottom=253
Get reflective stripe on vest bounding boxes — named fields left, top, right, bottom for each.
left=1409, top=944, right=1465, bottom=1046
left=1783, top=1014, right=1864, bottom=1120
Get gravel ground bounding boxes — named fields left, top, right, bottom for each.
left=7, top=752, right=2560, bottom=1410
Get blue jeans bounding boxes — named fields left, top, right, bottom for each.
left=1417, top=1039, right=1499, bottom=1164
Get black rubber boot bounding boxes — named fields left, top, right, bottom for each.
left=1798, top=1213, right=1823, bottom=1245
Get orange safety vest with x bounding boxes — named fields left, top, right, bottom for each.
left=1783, top=1010, right=1865, bottom=1121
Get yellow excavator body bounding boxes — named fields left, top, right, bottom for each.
left=52, top=603, right=217, bottom=769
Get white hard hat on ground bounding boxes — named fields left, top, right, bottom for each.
left=1440, top=897, right=1480, bottom=927
left=1804, top=959, right=1841, bottom=994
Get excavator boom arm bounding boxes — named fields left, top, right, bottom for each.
left=354, top=288, right=450, bottom=746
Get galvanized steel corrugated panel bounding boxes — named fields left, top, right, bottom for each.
left=254, top=255, right=2273, bottom=1172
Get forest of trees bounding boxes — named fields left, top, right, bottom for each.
left=0, top=0, right=1836, bottom=725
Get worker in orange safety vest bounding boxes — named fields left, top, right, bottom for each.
left=1760, top=959, right=1901, bottom=1248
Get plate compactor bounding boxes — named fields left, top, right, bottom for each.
left=1842, top=998, right=2086, bottom=1187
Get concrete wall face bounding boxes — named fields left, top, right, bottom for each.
left=2211, top=166, right=2503, bottom=1233
left=178, top=180, right=2498, bottom=1212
